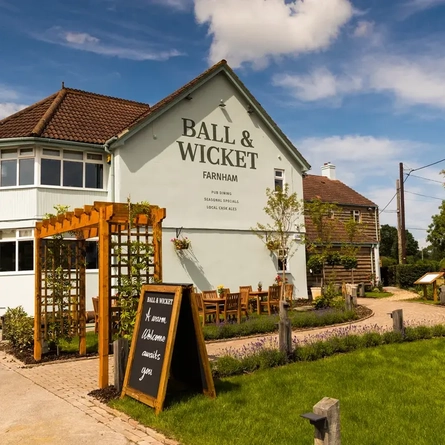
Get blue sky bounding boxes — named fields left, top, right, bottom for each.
left=1, top=0, right=444, bottom=248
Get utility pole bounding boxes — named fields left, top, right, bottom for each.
left=396, top=179, right=402, bottom=264
left=399, top=162, right=407, bottom=264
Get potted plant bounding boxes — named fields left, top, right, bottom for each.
left=266, top=239, right=281, bottom=251
left=217, top=285, right=225, bottom=297
left=171, top=237, right=191, bottom=250
left=257, top=281, right=263, bottom=291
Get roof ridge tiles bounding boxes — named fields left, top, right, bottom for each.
left=31, top=89, right=67, bottom=136
left=0, top=92, right=57, bottom=127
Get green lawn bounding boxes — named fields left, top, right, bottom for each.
left=57, top=331, right=98, bottom=353
left=364, top=291, right=394, bottom=298
left=406, top=298, right=444, bottom=306
left=111, top=338, right=445, bottom=445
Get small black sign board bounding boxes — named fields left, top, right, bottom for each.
left=121, top=283, right=216, bottom=414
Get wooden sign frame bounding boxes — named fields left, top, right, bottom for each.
left=121, top=283, right=215, bottom=414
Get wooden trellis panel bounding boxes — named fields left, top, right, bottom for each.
left=34, top=201, right=166, bottom=389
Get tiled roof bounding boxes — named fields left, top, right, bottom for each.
left=303, top=174, right=377, bottom=207
left=0, top=88, right=150, bottom=145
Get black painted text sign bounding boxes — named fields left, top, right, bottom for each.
left=128, top=291, right=175, bottom=399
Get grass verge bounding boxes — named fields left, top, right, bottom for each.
left=364, top=291, right=394, bottom=298
left=111, top=338, right=445, bottom=445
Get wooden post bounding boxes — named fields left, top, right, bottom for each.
left=33, top=232, right=42, bottom=361
left=423, top=284, right=428, bottom=300
left=152, top=208, right=166, bottom=282
left=344, top=295, right=352, bottom=312
left=313, top=397, right=341, bottom=445
left=114, top=338, right=129, bottom=393
left=433, top=281, right=438, bottom=302
left=98, top=206, right=110, bottom=389
left=79, top=239, right=86, bottom=356
left=278, top=301, right=292, bottom=358
left=391, top=309, right=404, bottom=334
left=439, top=285, right=445, bottom=305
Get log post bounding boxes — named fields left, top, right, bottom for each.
left=391, top=309, right=404, bottom=335
left=114, top=338, right=129, bottom=392
left=278, top=301, right=292, bottom=358
left=313, top=397, right=341, bottom=445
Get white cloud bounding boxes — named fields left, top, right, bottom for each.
left=0, top=102, right=27, bottom=119
left=403, top=0, right=445, bottom=16
left=273, top=68, right=362, bottom=102
left=367, top=55, right=445, bottom=109
left=35, top=27, right=184, bottom=61
left=152, top=0, right=192, bottom=10
left=353, top=20, right=374, bottom=38
left=194, top=0, right=354, bottom=68
left=274, top=53, right=445, bottom=109
left=65, top=32, right=99, bottom=45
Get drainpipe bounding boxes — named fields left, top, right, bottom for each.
left=374, top=207, right=381, bottom=284
left=103, top=136, right=118, bottom=202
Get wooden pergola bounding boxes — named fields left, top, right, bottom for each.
left=34, top=201, right=166, bottom=388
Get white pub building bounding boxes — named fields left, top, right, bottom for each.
left=0, top=60, right=311, bottom=314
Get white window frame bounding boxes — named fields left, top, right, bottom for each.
left=39, top=147, right=105, bottom=190
left=277, top=248, right=290, bottom=273
left=0, top=146, right=35, bottom=188
left=351, top=210, right=361, bottom=223
left=274, top=169, right=285, bottom=191
left=0, top=228, right=34, bottom=274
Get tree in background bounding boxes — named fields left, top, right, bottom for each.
left=379, top=224, right=420, bottom=261
left=426, top=201, right=445, bottom=260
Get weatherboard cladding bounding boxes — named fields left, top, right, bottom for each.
left=303, top=174, right=379, bottom=245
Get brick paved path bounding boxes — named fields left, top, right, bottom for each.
left=1, top=287, right=444, bottom=445
left=0, top=353, right=177, bottom=445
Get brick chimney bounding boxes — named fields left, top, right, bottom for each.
left=321, top=162, right=336, bottom=180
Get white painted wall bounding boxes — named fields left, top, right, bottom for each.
left=0, top=271, right=99, bottom=317
left=115, top=73, right=308, bottom=297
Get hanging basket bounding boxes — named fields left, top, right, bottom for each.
left=171, top=237, right=191, bottom=250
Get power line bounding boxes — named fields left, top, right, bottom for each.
left=407, top=174, right=443, bottom=184
left=379, top=156, right=445, bottom=215
left=405, top=190, right=444, bottom=201
left=406, top=227, right=428, bottom=231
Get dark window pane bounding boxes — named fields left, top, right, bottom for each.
left=1, top=159, right=17, bottom=186
left=41, top=159, right=61, bottom=185
left=274, top=178, right=283, bottom=191
left=85, top=163, right=103, bottom=189
left=63, top=161, right=83, bottom=187
left=278, top=258, right=287, bottom=272
left=86, top=241, right=98, bottom=269
left=18, top=240, right=33, bottom=271
left=0, top=242, right=15, bottom=271
left=19, top=158, right=34, bottom=185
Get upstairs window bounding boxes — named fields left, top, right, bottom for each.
left=351, top=210, right=361, bottom=223
left=0, top=148, right=35, bottom=187
left=40, top=149, right=104, bottom=189
left=274, top=169, right=284, bottom=191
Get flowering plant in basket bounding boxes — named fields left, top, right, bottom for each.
left=171, top=237, right=191, bottom=250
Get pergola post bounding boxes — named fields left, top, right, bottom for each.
left=33, top=232, right=42, bottom=361
left=98, top=206, right=110, bottom=389
left=152, top=208, right=166, bottom=282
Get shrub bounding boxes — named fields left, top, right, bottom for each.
left=396, top=260, right=440, bottom=288
left=213, top=355, right=244, bottom=377
left=4, top=306, right=34, bottom=351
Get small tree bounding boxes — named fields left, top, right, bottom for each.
left=304, top=197, right=341, bottom=289
left=252, top=184, right=304, bottom=299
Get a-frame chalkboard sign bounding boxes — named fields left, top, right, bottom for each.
left=121, top=283, right=216, bottom=414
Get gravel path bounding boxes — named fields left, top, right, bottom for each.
left=206, top=287, right=445, bottom=358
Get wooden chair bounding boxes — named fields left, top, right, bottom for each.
left=258, top=286, right=280, bottom=316
left=239, top=285, right=252, bottom=316
left=223, top=292, right=241, bottom=324
left=202, top=290, right=218, bottom=299
left=195, top=292, right=217, bottom=326
left=92, top=296, right=99, bottom=334
left=284, top=284, right=294, bottom=309
left=220, top=288, right=230, bottom=298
